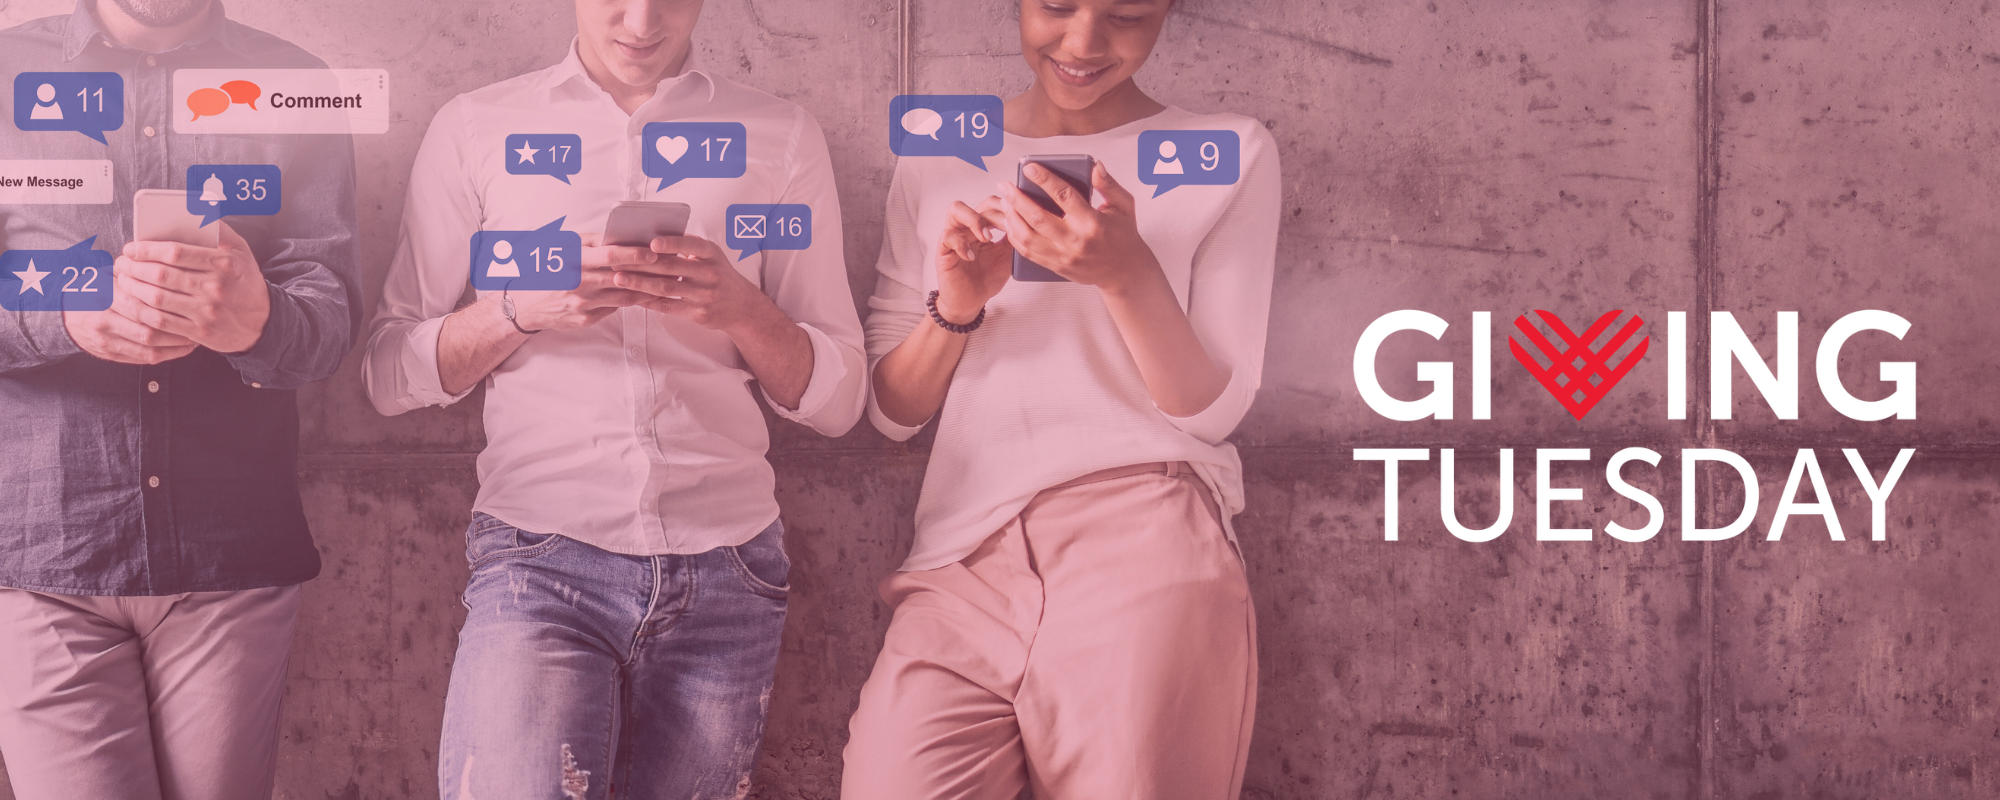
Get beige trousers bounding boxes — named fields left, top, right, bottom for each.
left=0, top=586, right=299, bottom=800
left=843, top=462, right=1258, bottom=800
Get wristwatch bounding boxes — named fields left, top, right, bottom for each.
left=501, top=289, right=541, bottom=335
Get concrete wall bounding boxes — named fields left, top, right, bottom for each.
left=3, top=0, right=1997, bottom=797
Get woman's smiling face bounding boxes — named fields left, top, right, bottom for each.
left=1019, top=0, right=1172, bottom=111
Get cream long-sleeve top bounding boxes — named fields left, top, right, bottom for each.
left=363, top=45, right=867, bottom=555
left=865, top=106, right=1282, bottom=571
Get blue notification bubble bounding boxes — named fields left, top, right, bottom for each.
left=642, top=122, right=746, bottom=192
left=725, top=204, right=811, bottom=260
left=185, top=165, right=281, bottom=227
left=13, top=72, right=123, bottom=144
left=0, top=237, right=113, bottom=312
left=469, top=218, right=581, bottom=292
left=889, top=95, right=1003, bottom=171
left=504, top=133, right=582, bottom=184
left=1137, top=130, right=1241, bottom=198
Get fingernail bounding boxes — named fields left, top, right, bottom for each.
left=1026, top=164, right=1044, bottom=178
left=986, top=228, right=1007, bottom=243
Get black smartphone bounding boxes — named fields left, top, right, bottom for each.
left=1010, top=154, right=1095, bottom=282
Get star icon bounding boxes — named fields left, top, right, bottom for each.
left=13, top=259, right=48, bottom=295
left=514, top=140, right=540, bottom=165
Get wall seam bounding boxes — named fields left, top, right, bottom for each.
left=1694, top=0, right=1722, bottom=797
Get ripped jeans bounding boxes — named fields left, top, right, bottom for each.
left=438, top=513, right=788, bottom=800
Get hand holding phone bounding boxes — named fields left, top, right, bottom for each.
left=115, top=190, right=269, bottom=354
left=1009, top=154, right=1095, bottom=282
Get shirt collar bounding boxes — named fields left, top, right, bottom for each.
left=62, top=0, right=253, bottom=62
left=538, top=37, right=719, bottom=105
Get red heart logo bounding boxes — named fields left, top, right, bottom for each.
left=1509, top=310, right=1649, bottom=420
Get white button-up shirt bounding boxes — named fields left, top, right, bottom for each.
left=364, top=45, right=865, bottom=555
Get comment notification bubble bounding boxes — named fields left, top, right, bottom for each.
left=889, top=95, right=1003, bottom=171
left=725, top=204, right=812, bottom=260
left=186, top=165, right=281, bottom=226
left=470, top=218, right=581, bottom=292
left=504, top=133, right=583, bottom=184
left=642, top=122, right=746, bottom=192
left=1136, top=130, right=1241, bottom=197
left=13, top=73, right=123, bottom=144
left=0, top=237, right=113, bottom=311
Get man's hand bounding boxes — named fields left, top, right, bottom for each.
left=610, top=235, right=789, bottom=334
left=501, top=233, right=660, bottom=332
left=61, top=308, right=197, bottom=365
left=114, top=222, right=271, bottom=354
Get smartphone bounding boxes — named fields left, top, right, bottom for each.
left=132, top=188, right=219, bottom=248
left=1010, top=154, right=1095, bottom=282
left=603, top=201, right=691, bottom=248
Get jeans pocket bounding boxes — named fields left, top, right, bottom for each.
left=724, top=521, right=789, bottom=599
left=465, top=514, right=563, bottom=570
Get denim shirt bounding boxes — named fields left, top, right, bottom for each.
left=0, top=3, right=360, bottom=595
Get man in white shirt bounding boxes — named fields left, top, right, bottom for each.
left=362, top=1, right=865, bottom=797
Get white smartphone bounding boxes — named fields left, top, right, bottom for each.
left=132, top=188, right=219, bottom=248
left=602, top=201, right=690, bottom=248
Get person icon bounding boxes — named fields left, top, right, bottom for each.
left=29, top=84, right=63, bottom=120
left=1152, top=138, right=1183, bottom=175
left=485, top=238, right=520, bottom=278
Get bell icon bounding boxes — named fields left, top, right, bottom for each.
left=200, top=174, right=225, bottom=206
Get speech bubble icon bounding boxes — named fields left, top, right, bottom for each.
left=186, top=164, right=282, bottom=226
left=469, top=218, right=582, bottom=292
left=725, top=204, right=812, bottom=260
left=642, top=122, right=747, bottom=191
left=504, top=133, right=583, bottom=184
left=1137, top=130, right=1242, bottom=197
left=13, top=72, right=124, bottom=144
left=0, top=237, right=114, bottom=312
left=888, top=95, right=1004, bottom=171
left=220, top=80, right=261, bottom=110
left=900, top=108, right=943, bottom=140
left=188, top=87, right=230, bottom=122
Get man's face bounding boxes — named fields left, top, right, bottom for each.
left=1018, top=0, right=1171, bottom=111
left=103, top=0, right=212, bottom=28
left=574, top=0, right=704, bottom=90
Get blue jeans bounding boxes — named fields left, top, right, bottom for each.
left=438, top=513, right=789, bottom=800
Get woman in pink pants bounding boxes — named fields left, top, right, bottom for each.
left=847, top=0, right=1282, bottom=797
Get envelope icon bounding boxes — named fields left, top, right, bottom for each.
left=733, top=214, right=766, bottom=239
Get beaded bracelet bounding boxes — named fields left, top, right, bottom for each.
left=925, top=290, right=985, bottom=335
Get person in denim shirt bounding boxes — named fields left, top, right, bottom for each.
left=0, top=1, right=359, bottom=798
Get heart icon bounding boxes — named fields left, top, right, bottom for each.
left=655, top=135, right=689, bottom=164
left=1508, top=310, right=1649, bottom=420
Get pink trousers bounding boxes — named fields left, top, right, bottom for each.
left=0, top=586, right=299, bottom=800
left=842, top=462, right=1258, bottom=800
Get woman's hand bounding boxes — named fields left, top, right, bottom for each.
left=998, top=162, right=1157, bottom=294
left=934, top=196, right=1012, bottom=324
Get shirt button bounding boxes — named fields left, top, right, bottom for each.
left=143, top=126, right=157, bottom=137
left=145, top=55, right=156, bottom=67
left=147, top=476, right=160, bottom=488
left=250, top=382, right=262, bottom=389
left=147, top=381, right=160, bottom=393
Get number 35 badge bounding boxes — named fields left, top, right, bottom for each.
left=470, top=217, right=581, bottom=291
left=0, top=237, right=113, bottom=311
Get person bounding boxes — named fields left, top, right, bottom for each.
left=843, top=0, right=1281, bottom=796
left=362, top=0, right=866, bottom=796
left=0, top=0, right=361, bottom=798
left=30, top=83, right=62, bottom=119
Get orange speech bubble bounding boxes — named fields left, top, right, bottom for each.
left=187, top=87, right=230, bottom=121
left=220, top=80, right=261, bottom=110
